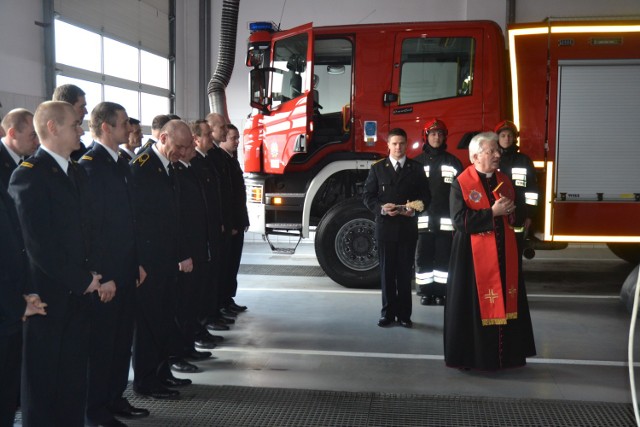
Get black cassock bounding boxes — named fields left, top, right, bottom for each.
left=444, top=169, right=536, bottom=370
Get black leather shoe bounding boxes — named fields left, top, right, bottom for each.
left=171, top=359, right=199, bottom=372
left=194, top=337, right=218, bottom=349
left=204, top=333, right=224, bottom=343
left=420, top=295, right=432, bottom=305
left=207, top=322, right=230, bottom=332
left=197, top=331, right=224, bottom=343
left=161, top=376, right=192, bottom=387
left=217, top=316, right=235, bottom=324
left=134, top=386, right=180, bottom=399
left=87, top=417, right=128, bottom=427
left=220, top=308, right=238, bottom=317
left=110, top=403, right=149, bottom=419
left=398, top=319, right=413, bottom=328
left=377, top=317, right=394, bottom=327
left=185, top=349, right=212, bottom=360
left=229, top=301, right=248, bottom=312
left=109, top=398, right=149, bottom=419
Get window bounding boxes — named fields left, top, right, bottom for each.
left=313, top=38, right=352, bottom=115
left=54, top=18, right=171, bottom=137
left=271, top=33, right=309, bottom=108
left=399, top=37, right=475, bottom=105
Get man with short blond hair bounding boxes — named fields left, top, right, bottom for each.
left=9, top=101, right=102, bottom=426
left=0, top=108, right=39, bottom=187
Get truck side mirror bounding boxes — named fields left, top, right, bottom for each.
left=249, top=68, right=271, bottom=114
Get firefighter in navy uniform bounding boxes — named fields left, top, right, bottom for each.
left=494, top=120, right=538, bottom=258
left=363, top=128, right=431, bottom=328
left=413, top=119, right=462, bottom=306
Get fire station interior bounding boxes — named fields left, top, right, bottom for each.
left=4, top=0, right=640, bottom=426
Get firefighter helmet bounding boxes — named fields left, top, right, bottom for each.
left=494, top=120, right=519, bottom=138
left=423, top=118, right=448, bottom=142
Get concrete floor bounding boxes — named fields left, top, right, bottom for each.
left=174, top=241, right=639, bottom=404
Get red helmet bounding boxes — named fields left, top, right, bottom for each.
left=423, top=118, right=448, bottom=142
left=494, top=120, right=519, bottom=138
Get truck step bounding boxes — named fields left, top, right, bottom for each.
left=265, top=223, right=303, bottom=254
left=266, top=223, right=303, bottom=231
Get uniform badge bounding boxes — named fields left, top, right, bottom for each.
left=469, top=189, right=482, bottom=203
left=20, top=162, right=34, bottom=168
left=134, top=153, right=150, bottom=166
left=81, top=155, right=93, bottom=161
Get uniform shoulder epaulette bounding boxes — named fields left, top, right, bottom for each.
left=20, top=161, right=34, bottom=168
left=372, top=158, right=386, bottom=165
left=80, top=155, right=93, bottom=161
left=132, top=153, right=150, bottom=167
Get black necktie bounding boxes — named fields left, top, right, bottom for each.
left=395, top=162, right=401, bottom=174
left=67, top=162, right=79, bottom=192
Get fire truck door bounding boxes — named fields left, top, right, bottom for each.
left=388, top=28, right=485, bottom=159
left=262, top=23, right=314, bottom=173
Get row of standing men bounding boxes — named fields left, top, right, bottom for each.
left=0, top=84, right=249, bottom=427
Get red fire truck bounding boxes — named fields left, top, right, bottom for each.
left=242, top=19, right=640, bottom=288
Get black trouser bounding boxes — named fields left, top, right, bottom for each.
left=220, top=230, right=244, bottom=307
left=132, top=268, right=178, bottom=389
left=21, top=296, right=92, bottom=427
left=176, top=261, right=209, bottom=351
left=86, top=283, right=135, bottom=423
left=379, top=238, right=417, bottom=322
left=0, top=329, right=21, bottom=426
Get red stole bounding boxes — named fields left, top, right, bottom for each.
left=457, top=167, right=519, bottom=326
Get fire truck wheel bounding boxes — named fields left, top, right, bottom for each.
left=315, top=199, right=379, bottom=288
left=607, top=243, right=640, bottom=264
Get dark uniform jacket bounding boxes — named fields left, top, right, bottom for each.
left=173, top=161, right=211, bottom=264
left=413, top=144, right=462, bottom=233
left=363, top=157, right=431, bottom=242
left=191, top=151, right=223, bottom=243
left=226, top=153, right=250, bottom=230
left=206, top=144, right=233, bottom=231
left=129, top=146, right=180, bottom=272
left=79, top=143, right=138, bottom=287
left=70, top=143, right=90, bottom=161
left=118, top=147, right=133, bottom=162
left=9, top=148, right=95, bottom=316
left=499, top=145, right=538, bottom=226
left=9, top=147, right=97, bottom=427
left=0, top=143, right=19, bottom=189
left=0, top=184, right=28, bottom=335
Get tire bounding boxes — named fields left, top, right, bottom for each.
left=607, top=243, right=640, bottom=264
left=315, top=199, right=379, bottom=288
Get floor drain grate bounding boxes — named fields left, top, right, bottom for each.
left=108, top=385, right=635, bottom=427
left=239, top=264, right=326, bottom=277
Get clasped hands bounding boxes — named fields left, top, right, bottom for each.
left=84, top=272, right=115, bottom=303
left=382, top=201, right=415, bottom=217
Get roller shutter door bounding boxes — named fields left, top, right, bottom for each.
left=555, top=61, right=640, bottom=201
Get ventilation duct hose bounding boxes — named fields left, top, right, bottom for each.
left=207, top=0, right=240, bottom=123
